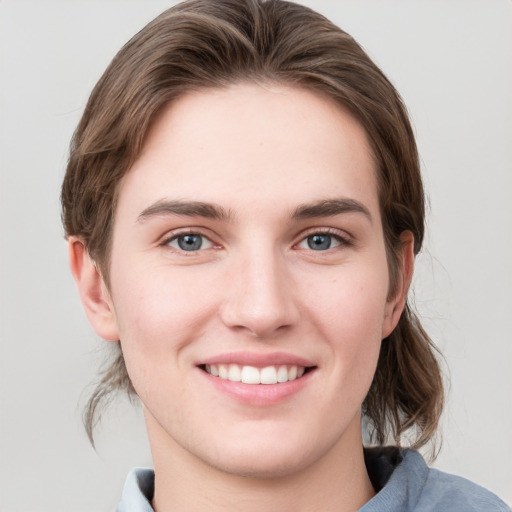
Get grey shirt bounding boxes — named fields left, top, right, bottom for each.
left=116, top=448, right=509, bottom=511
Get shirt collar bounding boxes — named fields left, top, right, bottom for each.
left=115, top=449, right=425, bottom=512
left=116, top=467, right=155, bottom=512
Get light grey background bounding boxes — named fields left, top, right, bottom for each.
left=1, top=1, right=510, bottom=510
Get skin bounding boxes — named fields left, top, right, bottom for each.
left=70, top=83, right=413, bottom=512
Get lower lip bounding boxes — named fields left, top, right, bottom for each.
left=198, top=368, right=315, bottom=406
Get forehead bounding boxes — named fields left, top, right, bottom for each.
left=117, top=83, right=379, bottom=222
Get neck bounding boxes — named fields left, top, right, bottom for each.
left=147, top=412, right=375, bottom=512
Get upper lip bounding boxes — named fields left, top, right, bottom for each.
left=198, top=351, right=316, bottom=368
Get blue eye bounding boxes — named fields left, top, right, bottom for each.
left=297, top=232, right=346, bottom=251
left=167, top=233, right=213, bottom=252
left=307, top=234, right=333, bottom=250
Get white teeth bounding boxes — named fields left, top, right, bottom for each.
left=241, top=366, right=260, bottom=384
left=260, top=366, right=278, bottom=384
left=228, top=364, right=241, bottom=382
left=277, top=365, right=288, bottom=383
left=204, top=364, right=307, bottom=384
left=218, top=364, right=228, bottom=379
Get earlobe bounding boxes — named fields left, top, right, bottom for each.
left=68, top=237, right=119, bottom=342
left=382, top=231, right=415, bottom=339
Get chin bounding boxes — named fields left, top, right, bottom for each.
left=203, top=434, right=324, bottom=480
left=211, top=452, right=313, bottom=480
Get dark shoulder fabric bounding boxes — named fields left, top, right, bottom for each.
left=361, top=449, right=510, bottom=512
left=364, top=446, right=403, bottom=491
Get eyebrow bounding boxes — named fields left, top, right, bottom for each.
left=137, top=197, right=372, bottom=224
left=137, top=199, right=233, bottom=222
left=292, top=198, right=373, bottom=223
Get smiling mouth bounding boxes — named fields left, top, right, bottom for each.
left=200, top=364, right=315, bottom=385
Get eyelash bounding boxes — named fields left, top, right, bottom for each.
left=296, top=228, right=353, bottom=251
left=160, top=227, right=353, bottom=254
left=161, top=229, right=216, bottom=253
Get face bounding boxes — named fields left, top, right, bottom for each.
left=90, top=84, right=407, bottom=477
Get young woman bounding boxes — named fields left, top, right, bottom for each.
left=61, top=0, right=509, bottom=510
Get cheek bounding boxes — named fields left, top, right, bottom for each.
left=112, top=261, right=213, bottom=332
left=304, top=260, right=389, bottom=335
left=108, top=270, right=179, bottom=372
left=301, top=264, right=388, bottom=387
left=109, top=263, right=222, bottom=389
left=109, top=273, right=193, bottom=412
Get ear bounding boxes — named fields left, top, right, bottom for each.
left=382, top=231, right=415, bottom=339
left=68, top=237, right=119, bottom=341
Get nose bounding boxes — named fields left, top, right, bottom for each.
left=219, top=247, right=300, bottom=338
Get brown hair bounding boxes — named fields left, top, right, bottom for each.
left=61, top=0, right=443, bottom=448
